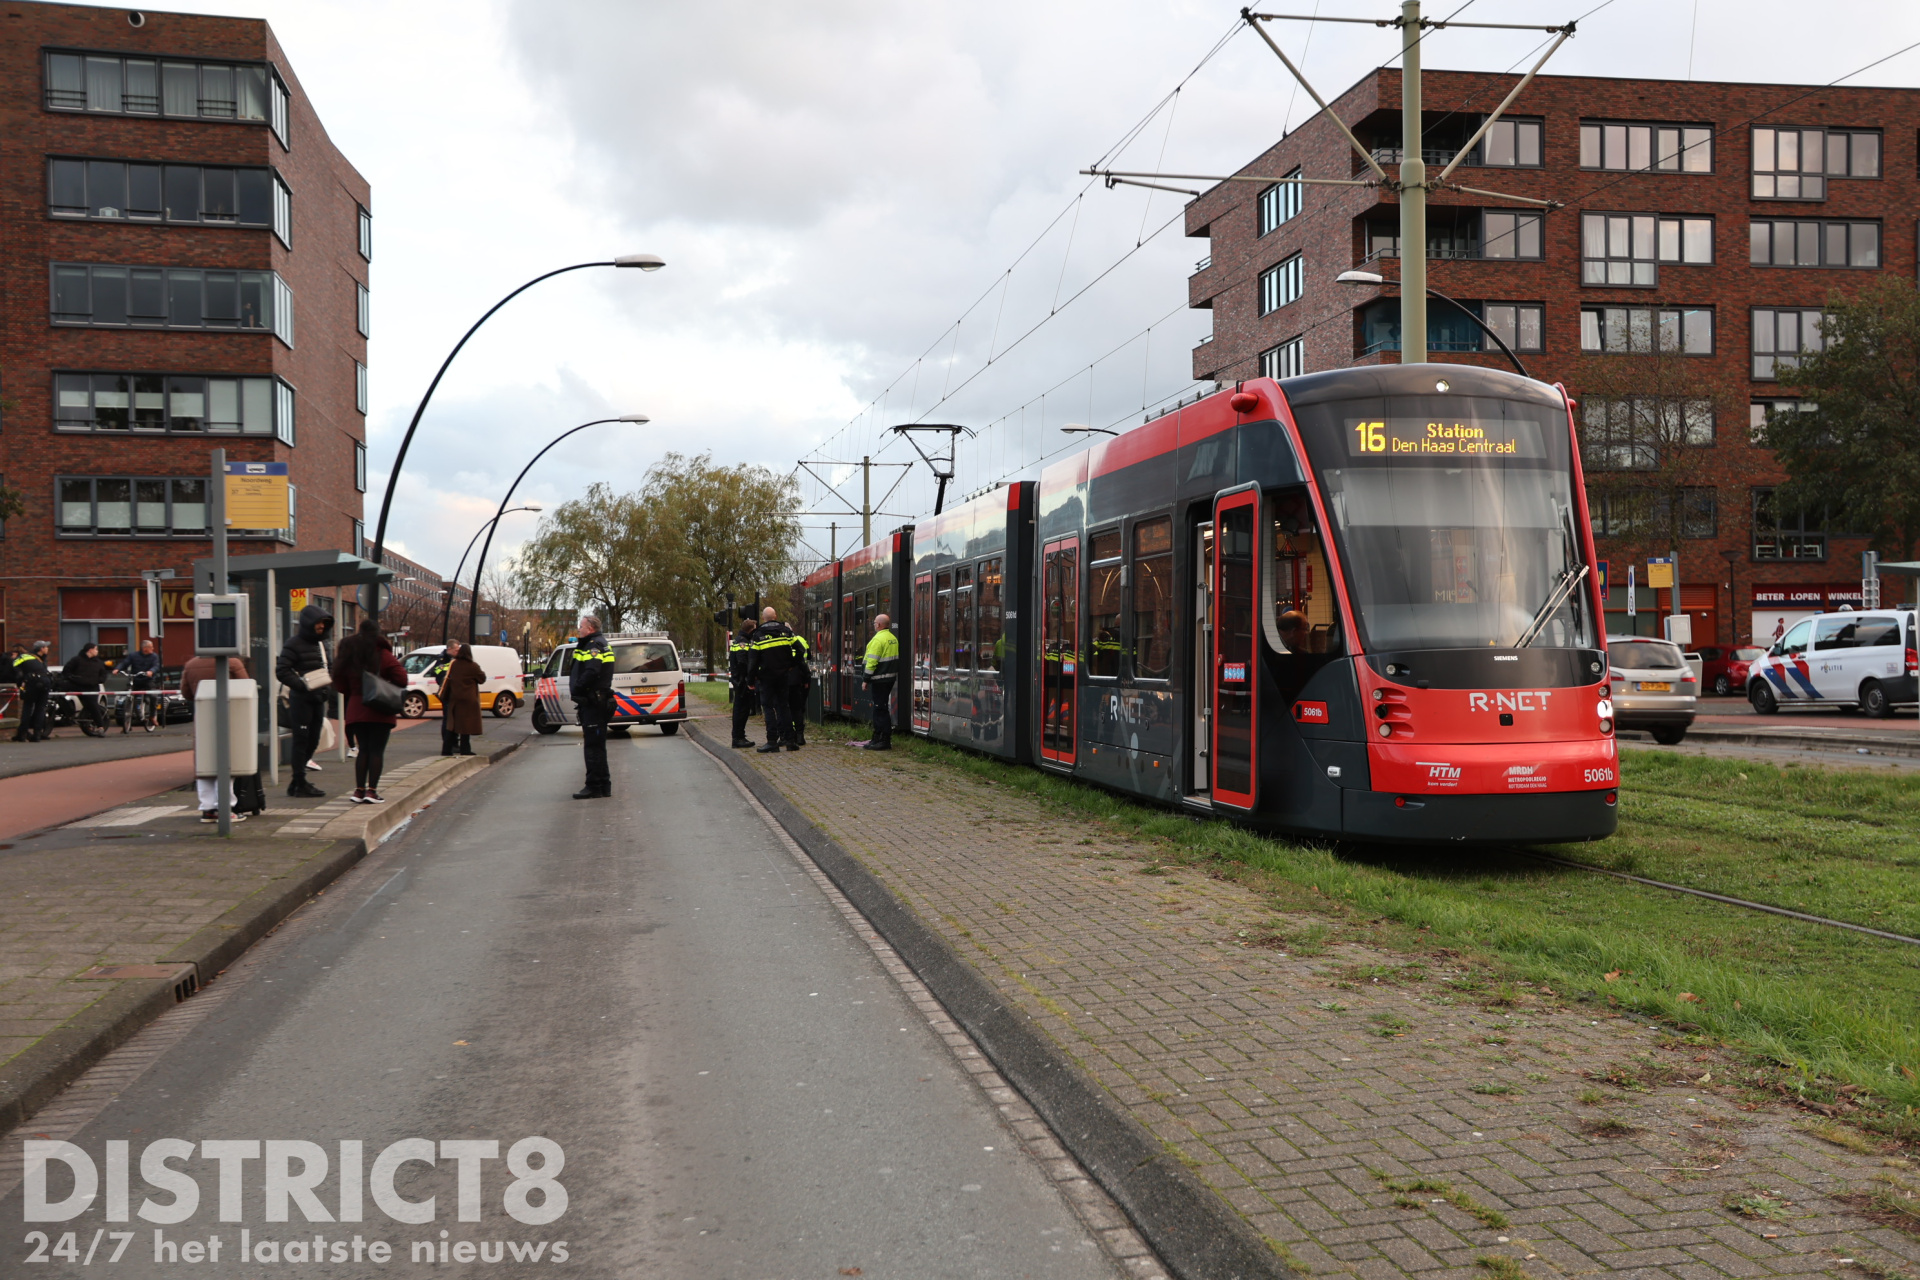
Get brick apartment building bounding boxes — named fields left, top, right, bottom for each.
left=1185, top=67, right=1918, bottom=650
left=0, top=0, right=370, bottom=668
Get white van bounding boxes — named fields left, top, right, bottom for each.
left=531, top=633, right=686, bottom=735
left=399, top=645, right=527, bottom=719
left=1747, top=608, right=1919, bottom=717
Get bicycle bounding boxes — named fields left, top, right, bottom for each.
left=120, top=687, right=162, bottom=734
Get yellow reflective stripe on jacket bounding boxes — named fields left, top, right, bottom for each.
left=576, top=649, right=615, bottom=662
left=864, top=628, right=900, bottom=675
left=13, top=653, right=37, bottom=668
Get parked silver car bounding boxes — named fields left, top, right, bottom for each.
left=1607, top=637, right=1698, bottom=744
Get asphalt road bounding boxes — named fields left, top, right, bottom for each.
left=5, top=726, right=1115, bottom=1278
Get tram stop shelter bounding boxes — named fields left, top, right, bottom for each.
left=1872, top=562, right=1920, bottom=605
left=192, top=549, right=395, bottom=785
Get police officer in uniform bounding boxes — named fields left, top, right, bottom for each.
left=727, top=613, right=759, bottom=748
left=745, top=606, right=803, bottom=753
left=570, top=615, right=616, bottom=798
left=11, top=640, right=53, bottom=742
left=787, top=630, right=813, bottom=747
left=861, top=614, right=900, bottom=750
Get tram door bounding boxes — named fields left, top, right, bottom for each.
left=1190, top=522, right=1213, bottom=796
left=1211, top=487, right=1259, bottom=811
left=1040, top=538, right=1078, bottom=763
left=839, top=593, right=857, bottom=712
left=911, top=573, right=933, bottom=732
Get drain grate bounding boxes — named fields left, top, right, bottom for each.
left=75, top=963, right=200, bottom=1001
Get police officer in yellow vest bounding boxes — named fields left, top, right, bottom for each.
left=727, top=614, right=759, bottom=748
left=10, top=640, right=53, bottom=743
left=745, top=607, right=804, bottom=753
left=860, top=614, right=900, bottom=750
left=569, top=615, right=617, bottom=798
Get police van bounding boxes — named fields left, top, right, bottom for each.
left=1747, top=608, right=1919, bottom=718
left=531, top=632, right=687, bottom=735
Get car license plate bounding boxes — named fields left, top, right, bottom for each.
left=1637, top=680, right=1672, bottom=692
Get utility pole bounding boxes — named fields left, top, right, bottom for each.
left=861, top=456, right=871, bottom=545
left=1399, top=0, right=1427, bottom=366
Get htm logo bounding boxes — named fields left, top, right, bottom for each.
left=1417, top=761, right=1462, bottom=780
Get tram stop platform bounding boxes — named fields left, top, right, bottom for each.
left=685, top=708, right=1920, bottom=1280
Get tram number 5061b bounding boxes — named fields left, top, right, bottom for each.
left=1354, top=420, right=1387, bottom=453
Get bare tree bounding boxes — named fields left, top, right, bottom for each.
left=1573, top=344, right=1725, bottom=557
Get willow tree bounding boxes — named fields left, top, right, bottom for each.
left=641, top=453, right=801, bottom=643
left=510, top=482, right=675, bottom=633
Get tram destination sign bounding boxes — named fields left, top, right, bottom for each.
left=1346, top=417, right=1548, bottom=460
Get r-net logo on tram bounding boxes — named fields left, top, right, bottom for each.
left=1466, top=691, right=1555, bottom=712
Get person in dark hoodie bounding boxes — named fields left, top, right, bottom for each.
left=59, top=641, right=111, bottom=733
left=274, top=601, right=335, bottom=798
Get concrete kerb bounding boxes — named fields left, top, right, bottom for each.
left=1638, top=722, right=1920, bottom=758
left=686, top=721, right=1290, bottom=1280
left=0, top=735, right=526, bottom=1142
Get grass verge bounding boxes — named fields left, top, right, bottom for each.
left=849, top=726, right=1920, bottom=1143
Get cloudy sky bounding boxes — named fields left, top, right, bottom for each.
left=153, top=0, right=1920, bottom=580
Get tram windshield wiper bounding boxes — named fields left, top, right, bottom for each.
left=1516, top=561, right=1588, bottom=647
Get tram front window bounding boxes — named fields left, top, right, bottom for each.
left=1298, top=395, right=1595, bottom=652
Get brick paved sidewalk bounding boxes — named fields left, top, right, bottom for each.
left=0, top=716, right=529, bottom=1131
left=722, top=729, right=1920, bottom=1280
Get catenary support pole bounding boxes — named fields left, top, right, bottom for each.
left=1399, top=0, right=1427, bottom=366
left=861, top=457, right=871, bottom=546
left=211, top=448, right=231, bottom=836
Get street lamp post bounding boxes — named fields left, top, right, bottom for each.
left=1335, top=270, right=1532, bottom=378
left=367, top=253, right=664, bottom=619
left=441, top=504, right=543, bottom=643
left=465, top=415, right=651, bottom=644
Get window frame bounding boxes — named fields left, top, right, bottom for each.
left=1128, top=515, right=1174, bottom=682
left=355, top=281, right=370, bottom=338
left=1259, top=336, right=1305, bottom=379
left=1482, top=303, right=1544, bottom=354
left=43, top=49, right=287, bottom=136
left=1750, top=307, right=1825, bottom=381
left=54, top=473, right=289, bottom=542
left=1579, top=306, right=1715, bottom=356
left=52, top=369, right=294, bottom=439
left=354, top=359, right=369, bottom=414
left=357, top=204, right=373, bottom=260
left=976, top=557, right=1004, bottom=673
left=1085, top=527, right=1124, bottom=681
left=1579, top=120, right=1714, bottom=173
left=1748, top=218, right=1880, bottom=269
left=354, top=441, right=368, bottom=493
left=1479, top=209, right=1544, bottom=260
left=1470, top=115, right=1544, bottom=168
left=1256, top=170, right=1301, bottom=237
left=1257, top=253, right=1303, bottom=316
left=1749, top=398, right=1816, bottom=444
left=47, top=157, right=291, bottom=244
left=1751, top=486, right=1828, bottom=561
left=51, top=262, right=291, bottom=347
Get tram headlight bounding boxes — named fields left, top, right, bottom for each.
left=1378, top=722, right=1393, bottom=738
left=1597, top=698, right=1614, bottom=719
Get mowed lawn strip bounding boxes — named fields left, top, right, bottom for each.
left=782, top=714, right=1920, bottom=1134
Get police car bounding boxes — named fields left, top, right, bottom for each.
left=531, top=632, right=687, bottom=735
left=1747, top=608, right=1919, bottom=718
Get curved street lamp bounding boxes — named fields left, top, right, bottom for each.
left=368, top=253, right=665, bottom=617
left=1335, top=269, right=1531, bottom=378
left=440, top=504, right=542, bottom=643
left=465, top=415, right=652, bottom=643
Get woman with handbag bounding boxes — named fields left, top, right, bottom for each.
left=330, top=620, right=408, bottom=804
left=435, top=641, right=485, bottom=757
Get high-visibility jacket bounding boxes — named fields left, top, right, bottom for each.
left=727, top=625, right=757, bottom=683
left=13, top=650, right=51, bottom=693
left=745, top=621, right=804, bottom=686
left=568, top=630, right=616, bottom=706
left=864, top=627, right=900, bottom=681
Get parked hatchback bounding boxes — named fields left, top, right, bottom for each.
left=1607, top=636, right=1698, bottom=744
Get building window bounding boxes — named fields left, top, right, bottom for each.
left=51, top=263, right=292, bottom=346
left=1258, top=254, right=1302, bottom=315
left=1480, top=211, right=1543, bottom=259
left=1260, top=336, right=1305, bottom=379
left=1257, top=171, right=1301, bottom=236
left=1581, top=214, right=1657, bottom=286
left=1824, top=129, right=1881, bottom=177
left=352, top=518, right=366, bottom=557
left=356, top=282, right=370, bottom=337
left=1749, top=398, right=1817, bottom=444
left=355, top=359, right=368, bottom=414
left=44, top=52, right=283, bottom=128
left=1483, top=304, right=1544, bottom=353
left=1472, top=117, right=1543, bottom=167
left=354, top=441, right=368, bottom=493
left=1749, top=219, right=1879, bottom=268
left=1755, top=129, right=1880, bottom=197
left=1752, top=487, right=1827, bottom=560
left=357, top=205, right=373, bottom=260
left=51, top=475, right=274, bottom=539
left=52, top=371, right=293, bottom=439
left=1581, top=398, right=1714, bottom=470
left=1580, top=307, right=1713, bottom=354
left=47, top=159, right=291, bottom=245
left=1751, top=308, right=1824, bottom=379
left=1579, top=121, right=1712, bottom=172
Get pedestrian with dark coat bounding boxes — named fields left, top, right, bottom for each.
left=727, top=616, right=759, bottom=748
left=329, top=619, right=406, bottom=805
left=59, top=642, right=110, bottom=731
left=10, top=640, right=52, bottom=742
left=569, top=615, right=616, bottom=798
left=274, top=602, right=335, bottom=798
left=435, top=640, right=485, bottom=757
left=745, top=606, right=804, bottom=753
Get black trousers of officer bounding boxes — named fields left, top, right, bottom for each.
left=868, top=679, right=895, bottom=746
left=579, top=702, right=611, bottom=793
left=730, top=681, right=757, bottom=743
left=757, top=681, right=792, bottom=747
left=13, top=688, right=48, bottom=741
left=788, top=680, right=809, bottom=745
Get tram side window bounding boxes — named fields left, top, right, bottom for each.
left=954, top=566, right=974, bottom=669
left=1131, top=517, right=1173, bottom=679
left=935, top=571, right=953, bottom=668
left=977, top=558, right=1004, bottom=672
left=841, top=595, right=856, bottom=670
left=1087, top=530, right=1123, bottom=678
left=876, top=584, right=890, bottom=624
left=1270, top=492, right=1344, bottom=657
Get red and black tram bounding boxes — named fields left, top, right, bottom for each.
left=805, top=364, right=1616, bottom=845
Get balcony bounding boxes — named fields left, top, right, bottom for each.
left=1359, top=337, right=1484, bottom=357
left=1193, top=255, right=1212, bottom=273
left=1368, top=147, right=1459, bottom=167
